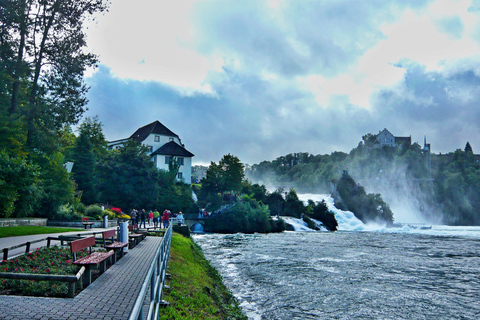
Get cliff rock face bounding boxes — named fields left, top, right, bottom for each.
left=333, top=173, right=394, bottom=225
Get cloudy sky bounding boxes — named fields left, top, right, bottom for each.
left=83, top=0, right=480, bottom=165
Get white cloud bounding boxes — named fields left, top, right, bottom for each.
left=85, top=0, right=219, bottom=94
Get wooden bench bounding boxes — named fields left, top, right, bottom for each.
left=81, top=217, right=94, bottom=229
left=103, top=229, right=128, bottom=263
left=70, top=236, right=114, bottom=287
left=128, top=224, right=145, bottom=248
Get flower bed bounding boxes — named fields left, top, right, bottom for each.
left=0, top=245, right=103, bottom=297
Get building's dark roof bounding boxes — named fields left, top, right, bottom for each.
left=151, top=141, right=194, bottom=157
left=395, top=136, right=412, bottom=144
left=129, top=121, right=178, bottom=143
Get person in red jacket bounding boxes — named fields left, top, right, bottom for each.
left=163, top=210, right=170, bottom=228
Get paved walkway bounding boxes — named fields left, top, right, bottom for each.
left=1, top=227, right=118, bottom=259
left=0, top=235, right=163, bottom=320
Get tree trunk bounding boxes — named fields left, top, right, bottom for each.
left=10, top=0, right=29, bottom=115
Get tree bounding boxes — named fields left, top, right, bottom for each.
left=201, top=154, right=244, bottom=196
left=96, top=140, right=161, bottom=211
left=219, top=154, right=244, bottom=193
left=2, top=0, right=108, bottom=148
left=283, top=188, right=305, bottom=218
left=71, top=131, right=96, bottom=204
left=465, top=142, right=473, bottom=153
left=0, top=0, right=109, bottom=218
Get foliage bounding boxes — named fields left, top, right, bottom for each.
left=96, top=140, right=162, bottom=211
left=334, top=173, right=394, bottom=225
left=102, top=209, right=116, bottom=220
left=264, top=188, right=286, bottom=217
left=201, top=154, right=244, bottom=196
left=85, top=204, right=103, bottom=217
left=53, top=204, right=83, bottom=221
left=0, top=0, right=109, bottom=218
left=204, top=201, right=283, bottom=234
left=284, top=188, right=305, bottom=218
left=71, top=130, right=96, bottom=204
left=306, top=200, right=338, bottom=231
left=0, top=151, right=41, bottom=218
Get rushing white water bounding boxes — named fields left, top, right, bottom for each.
left=296, top=193, right=377, bottom=231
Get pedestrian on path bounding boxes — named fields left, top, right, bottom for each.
left=130, top=208, right=137, bottom=225
left=148, top=210, right=153, bottom=225
left=140, top=209, right=147, bottom=228
left=153, top=209, right=160, bottom=228
left=163, top=210, right=170, bottom=228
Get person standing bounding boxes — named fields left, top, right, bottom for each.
left=148, top=210, right=153, bottom=225
left=140, top=209, right=147, bottom=228
left=130, top=208, right=137, bottom=225
left=163, top=209, right=170, bottom=228
left=153, top=209, right=160, bottom=228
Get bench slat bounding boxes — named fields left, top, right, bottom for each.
left=105, top=242, right=128, bottom=249
left=70, top=236, right=96, bottom=253
left=73, top=251, right=114, bottom=265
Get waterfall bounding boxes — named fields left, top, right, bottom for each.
left=297, top=193, right=371, bottom=231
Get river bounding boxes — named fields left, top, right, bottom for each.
left=192, top=194, right=480, bottom=319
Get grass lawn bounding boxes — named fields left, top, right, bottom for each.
left=0, top=226, right=83, bottom=238
left=160, top=233, right=246, bottom=320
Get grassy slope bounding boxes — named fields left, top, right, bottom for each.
left=0, top=226, right=82, bottom=238
left=160, top=233, right=247, bottom=320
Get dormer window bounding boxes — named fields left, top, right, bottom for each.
left=169, top=137, right=174, bottom=142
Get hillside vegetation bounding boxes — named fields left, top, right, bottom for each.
left=245, top=134, right=480, bottom=225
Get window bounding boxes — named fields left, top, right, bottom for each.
left=154, top=135, right=160, bottom=142
left=165, top=156, right=172, bottom=164
left=177, top=172, right=183, bottom=179
left=169, top=137, right=174, bottom=142
left=177, top=157, right=184, bottom=165
left=148, top=146, right=153, bottom=153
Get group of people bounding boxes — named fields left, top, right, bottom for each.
left=129, top=208, right=183, bottom=229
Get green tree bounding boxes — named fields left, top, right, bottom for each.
left=96, top=140, right=161, bottom=211
left=71, top=131, right=96, bottom=204
left=219, top=154, right=244, bottom=193
left=465, top=142, right=473, bottom=153
left=283, top=188, right=305, bottom=218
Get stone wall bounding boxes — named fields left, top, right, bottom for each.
left=47, top=219, right=118, bottom=228
left=0, top=218, right=48, bottom=227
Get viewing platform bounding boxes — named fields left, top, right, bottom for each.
left=0, top=235, right=165, bottom=320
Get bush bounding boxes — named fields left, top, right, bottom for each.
left=334, top=173, right=393, bottom=225
left=303, top=215, right=316, bottom=229
left=308, top=200, right=338, bottom=231
left=204, top=201, right=277, bottom=233
left=52, top=204, right=83, bottom=221
left=103, top=209, right=116, bottom=220
left=85, top=204, right=103, bottom=217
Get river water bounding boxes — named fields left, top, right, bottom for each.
left=192, top=195, right=480, bottom=320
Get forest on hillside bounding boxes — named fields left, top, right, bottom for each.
left=244, top=135, right=480, bottom=226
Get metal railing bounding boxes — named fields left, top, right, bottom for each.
left=128, top=224, right=173, bottom=320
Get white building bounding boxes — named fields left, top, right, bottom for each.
left=374, top=128, right=411, bottom=148
left=108, top=121, right=194, bottom=183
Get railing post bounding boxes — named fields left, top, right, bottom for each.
left=25, top=242, right=31, bottom=254
left=3, top=248, right=8, bottom=261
